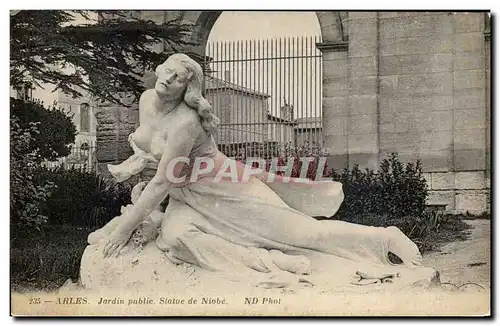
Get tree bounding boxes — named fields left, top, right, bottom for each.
left=10, top=97, right=77, bottom=227
left=10, top=98, right=77, bottom=162
left=10, top=10, right=196, bottom=106
left=9, top=10, right=196, bottom=228
left=10, top=115, right=55, bottom=227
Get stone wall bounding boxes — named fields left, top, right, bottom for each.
left=423, top=171, right=489, bottom=214
left=327, top=11, right=490, bottom=214
left=94, top=98, right=138, bottom=179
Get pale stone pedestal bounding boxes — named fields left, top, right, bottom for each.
left=80, top=242, right=195, bottom=292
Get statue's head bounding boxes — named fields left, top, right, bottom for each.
left=154, top=53, right=219, bottom=135
left=154, top=53, right=194, bottom=100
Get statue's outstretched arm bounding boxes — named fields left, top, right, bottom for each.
left=102, top=112, right=201, bottom=258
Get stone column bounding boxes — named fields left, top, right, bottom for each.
left=451, top=13, right=488, bottom=214
left=317, top=41, right=349, bottom=172
left=94, top=96, right=138, bottom=178
left=485, top=14, right=491, bottom=213
left=377, top=12, right=456, bottom=209
left=452, top=13, right=487, bottom=172
left=345, top=12, right=381, bottom=171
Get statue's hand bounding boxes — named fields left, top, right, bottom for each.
left=102, top=226, right=133, bottom=258
left=143, top=153, right=159, bottom=163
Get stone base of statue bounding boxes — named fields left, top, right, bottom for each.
left=80, top=242, right=192, bottom=292
left=80, top=240, right=441, bottom=295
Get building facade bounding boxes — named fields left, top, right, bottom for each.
left=205, top=75, right=268, bottom=146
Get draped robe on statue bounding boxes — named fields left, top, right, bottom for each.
left=85, top=132, right=439, bottom=292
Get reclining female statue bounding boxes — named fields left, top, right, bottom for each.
left=87, top=53, right=436, bottom=289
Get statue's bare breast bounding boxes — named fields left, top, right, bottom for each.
left=132, top=122, right=168, bottom=160
left=131, top=92, right=204, bottom=162
left=131, top=91, right=171, bottom=159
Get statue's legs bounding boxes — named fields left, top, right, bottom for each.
left=268, top=218, right=422, bottom=267
left=162, top=178, right=422, bottom=269
left=156, top=198, right=311, bottom=275
left=242, top=177, right=422, bottom=267
left=251, top=215, right=421, bottom=268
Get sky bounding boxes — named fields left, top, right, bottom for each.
left=207, top=11, right=323, bottom=119
left=208, top=11, right=321, bottom=41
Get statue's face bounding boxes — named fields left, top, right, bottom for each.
left=154, top=59, right=190, bottom=99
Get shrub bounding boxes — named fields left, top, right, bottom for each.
left=35, top=167, right=131, bottom=229
left=10, top=116, right=55, bottom=227
left=10, top=97, right=77, bottom=228
left=10, top=97, right=76, bottom=162
left=327, top=153, right=472, bottom=253
left=11, top=165, right=132, bottom=290
left=331, top=153, right=428, bottom=221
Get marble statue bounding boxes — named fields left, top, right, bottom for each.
left=84, top=53, right=438, bottom=291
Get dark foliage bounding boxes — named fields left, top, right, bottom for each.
left=10, top=97, right=76, bottom=227
left=10, top=97, right=76, bottom=161
left=10, top=116, right=55, bottom=227
left=328, top=153, right=471, bottom=252
left=34, top=167, right=132, bottom=229
left=331, top=153, right=428, bottom=221
left=10, top=10, right=196, bottom=106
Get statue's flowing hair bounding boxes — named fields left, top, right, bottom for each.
left=156, top=53, right=219, bottom=135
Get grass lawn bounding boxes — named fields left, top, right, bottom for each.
left=11, top=225, right=92, bottom=292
